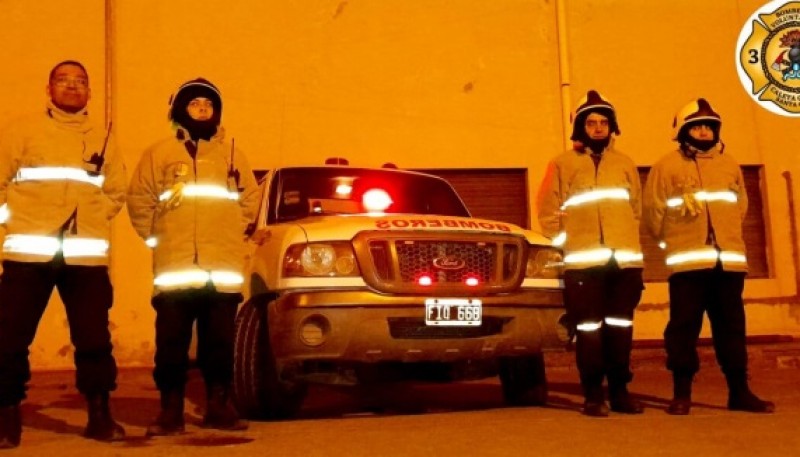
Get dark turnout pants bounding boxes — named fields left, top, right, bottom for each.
left=564, top=263, right=644, bottom=389
left=152, top=288, right=242, bottom=393
left=0, top=258, right=117, bottom=406
left=665, top=266, right=748, bottom=377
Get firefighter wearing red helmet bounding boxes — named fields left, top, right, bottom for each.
left=643, top=98, right=774, bottom=415
left=538, top=90, right=644, bottom=417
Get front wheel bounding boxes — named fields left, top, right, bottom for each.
left=498, top=354, right=548, bottom=406
left=232, top=296, right=307, bottom=419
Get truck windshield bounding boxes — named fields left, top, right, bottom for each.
left=270, top=167, right=471, bottom=223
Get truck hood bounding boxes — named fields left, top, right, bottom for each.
left=290, top=214, right=552, bottom=246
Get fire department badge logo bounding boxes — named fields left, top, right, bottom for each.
left=736, top=0, right=800, bottom=116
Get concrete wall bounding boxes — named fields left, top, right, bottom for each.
left=1, top=0, right=798, bottom=369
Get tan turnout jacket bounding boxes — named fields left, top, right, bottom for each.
left=538, top=144, right=643, bottom=270
left=0, top=103, right=126, bottom=266
left=127, top=126, right=259, bottom=294
left=643, top=146, right=748, bottom=274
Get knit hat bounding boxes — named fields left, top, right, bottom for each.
left=570, top=90, right=620, bottom=141
left=169, top=78, right=222, bottom=125
left=168, top=78, right=222, bottom=141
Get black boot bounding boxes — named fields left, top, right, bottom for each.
left=146, top=390, right=185, bottom=436
left=202, top=385, right=248, bottom=431
left=0, top=405, right=21, bottom=449
left=581, top=384, right=609, bottom=417
left=726, top=372, right=775, bottom=413
left=84, top=393, right=125, bottom=442
left=609, top=384, right=643, bottom=414
left=667, top=373, right=693, bottom=415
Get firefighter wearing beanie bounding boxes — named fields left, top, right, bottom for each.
left=127, top=78, right=260, bottom=434
left=643, top=98, right=774, bottom=415
left=537, top=90, right=645, bottom=417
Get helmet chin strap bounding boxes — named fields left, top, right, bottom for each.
left=680, top=138, right=718, bottom=159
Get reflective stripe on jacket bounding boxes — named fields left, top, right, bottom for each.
left=643, top=147, right=748, bottom=273
left=0, top=106, right=126, bottom=265
left=537, top=144, right=643, bottom=270
left=126, top=126, right=260, bottom=294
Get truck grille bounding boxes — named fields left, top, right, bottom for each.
left=396, top=241, right=494, bottom=283
left=354, top=231, right=527, bottom=295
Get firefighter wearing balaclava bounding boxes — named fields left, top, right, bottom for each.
left=643, top=98, right=774, bottom=415
left=538, top=90, right=645, bottom=417
left=127, top=78, right=260, bottom=434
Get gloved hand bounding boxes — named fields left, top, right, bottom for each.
left=165, top=182, right=186, bottom=209
left=681, top=192, right=703, bottom=217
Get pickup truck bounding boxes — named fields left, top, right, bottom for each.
left=232, top=163, right=565, bottom=419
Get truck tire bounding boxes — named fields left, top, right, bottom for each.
left=498, top=354, right=548, bottom=406
left=232, top=296, right=307, bottom=419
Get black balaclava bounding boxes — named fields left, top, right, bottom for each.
left=678, top=120, right=720, bottom=153
left=572, top=107, right=616, bottom=154
left=169, top=78, right=222, bottom=142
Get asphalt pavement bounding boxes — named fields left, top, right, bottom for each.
left=3, top=339, right=799, bottom=456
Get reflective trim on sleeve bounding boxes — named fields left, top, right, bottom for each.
left=3, top=235, right=108, bottom=258
left=14, top=167, right=104, bottom=187
left=605, top=317, right=633, bottom=327
left=158, top=184, right=239, bottom=202
left=0, top=204, right=8, bottom=224
left=561, top=188, right=630, bottom=210
left=551, top=232, right=566, bottom=247
left=576, top=321, right=602, bottom=332
left=665, top=249, right=747, bottom=266
left=154, top=269, right=244, bottom=288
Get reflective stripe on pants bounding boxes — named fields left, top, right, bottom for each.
left=563, top=263, right=644, bottom=388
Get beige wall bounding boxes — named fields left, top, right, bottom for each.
left=1, top=0, right=799, bottom=369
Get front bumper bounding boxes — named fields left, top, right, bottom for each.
left=266, top=288, right=565, bottom=364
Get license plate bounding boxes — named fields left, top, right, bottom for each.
left=425, top=298, right=482, bottom=326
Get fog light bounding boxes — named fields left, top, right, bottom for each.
left=299, top=315, right=330, bottom=347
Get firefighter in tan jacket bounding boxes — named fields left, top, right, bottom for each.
left=128, top=78, right=259, bottom=435
left=0, top=61, right=126, bottom=449
left=538, top=90, right=644, bottom=417
left=643, top=98, right=773, bottom=415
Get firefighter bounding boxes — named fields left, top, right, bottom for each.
left=0, top=61, right=126, bottom=448
left=643, top=98, right=774, bottom=415
left=538, top=90, right=645, bottom=417
left=127, top=78, right=259, bottom=435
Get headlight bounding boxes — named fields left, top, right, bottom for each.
left=526, top=246, right=563, bottom=279
left=283, top=242, right=360, bottom=277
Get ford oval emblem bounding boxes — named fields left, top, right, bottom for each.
left=432, top=256, right=466, bottom=270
